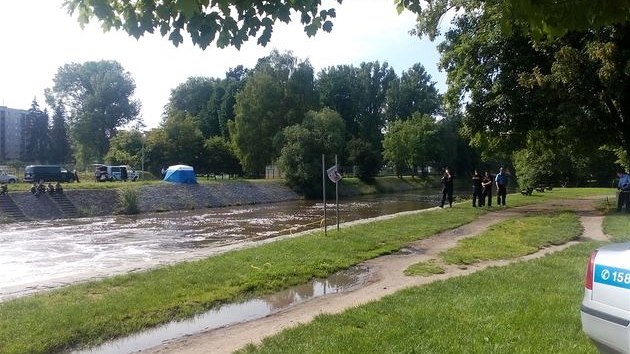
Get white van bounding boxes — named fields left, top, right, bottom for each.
left=94, top=165, right=139, bottom=182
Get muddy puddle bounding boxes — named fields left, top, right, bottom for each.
left=73, top=266, right=371, bottom=354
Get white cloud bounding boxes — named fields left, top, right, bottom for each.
left=0, top=0, right=445, bottom=129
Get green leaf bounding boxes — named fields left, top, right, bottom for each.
left=168, top=29, right=184, bottom=46
left=322, top=20, right=333, bottom=32
left=175, top=0, right=200, bottom=18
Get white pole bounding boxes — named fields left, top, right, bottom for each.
left=322, top=154, right=327, bottom=236
left=335, top=154, right=339, bottom=231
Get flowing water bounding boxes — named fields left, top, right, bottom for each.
left=0, top=191, right=444, bottom=301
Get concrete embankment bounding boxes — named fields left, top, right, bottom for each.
left=0, top=177, right=432, bottom=223
left=0, top=181, right=301, bottom=222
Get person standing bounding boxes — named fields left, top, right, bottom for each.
left=482, top=171, right=493, bottom=207
left=495, top=167, right=508, bottom=206
left=617, top=170, right=630, bottom=212
left=472, top=170, right=483, bottom=207
left=440, top=167, right=454, bottom=208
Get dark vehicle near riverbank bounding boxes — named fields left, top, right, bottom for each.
left=24, top=165, right=76, bottom=183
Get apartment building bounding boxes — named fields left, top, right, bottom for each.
left=0, top=106, right=27, bottom=162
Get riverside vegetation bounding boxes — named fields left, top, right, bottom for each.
left=0, top=188, right=617, bottom=353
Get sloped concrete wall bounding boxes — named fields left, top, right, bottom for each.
left=0, top=181, right=300, bottom=222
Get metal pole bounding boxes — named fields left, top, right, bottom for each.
left=322, top=154, right=327, bottom=236
left=335, top=154, right=339, bottom=231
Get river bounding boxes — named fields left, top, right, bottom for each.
left=0, top=191, right=446, bottom=301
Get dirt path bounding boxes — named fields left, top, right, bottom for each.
left=143, top=198, right=607, bottom=354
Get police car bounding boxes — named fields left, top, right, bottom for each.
left=581, top=243, right=630, bottom=354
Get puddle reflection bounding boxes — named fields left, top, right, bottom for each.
left=75, top=266, right=370, bottom=354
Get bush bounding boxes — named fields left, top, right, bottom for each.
left=116, top=187, right=140, bottom=214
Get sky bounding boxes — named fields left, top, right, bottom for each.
left=0, top=0, right=446, bottom=129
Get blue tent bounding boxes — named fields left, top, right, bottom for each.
left=163, top=165, right=197, bottom=184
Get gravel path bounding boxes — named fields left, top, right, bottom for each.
left=143, top=197, right=607, bottom=354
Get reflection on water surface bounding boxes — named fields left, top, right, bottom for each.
left=0, top=192, right=440, bottom=300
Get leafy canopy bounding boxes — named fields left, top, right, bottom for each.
left=63, top=0, right=341, bottom=49
left=397, top=0, right=630, bottom=40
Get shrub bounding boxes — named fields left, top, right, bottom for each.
left=116, top=187, right=140, bottom=214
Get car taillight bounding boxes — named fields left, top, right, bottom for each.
left=585, top=250, right=598, bottom=290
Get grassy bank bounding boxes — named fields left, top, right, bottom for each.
left=0, top=188, right=613, bottom=353
left=338, top=176, right=436, bottom=196
left=238, top=205, right=595, bottom=353
left=239, top=242, right=599, bottom=354
left=0, top=204, right=483, bottom=353
left=2, top=175, right=429, bottom=195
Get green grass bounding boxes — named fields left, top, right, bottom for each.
left=441, top=212, right=583, bottom=264
left=603, top=211, right=630, bottom=242
left=492, top=187, right=615, bottom=208
left=238, top=242, right=600, bottom=354
left=404, top=259, right=445, bottom=276
left=0, top=188, right=611, bottom=353
left=0, top=206, right=483, bottom=353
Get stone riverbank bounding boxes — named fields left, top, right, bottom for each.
left=0, top=181, right=301, bottom=222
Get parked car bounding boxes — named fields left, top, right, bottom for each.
left=94, top=165, right=139, bottom=182
left=24, top=165, right=76, bottom=183
left=111, top=165, right=139, bottom=181
left=0, top=171, right=18, bottom=183
left=581, top=242, right=630, bottom=354
left=126, top=166, right=140, bottom=181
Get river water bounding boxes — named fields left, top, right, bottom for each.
left=0, top=191, right=444, bottom=301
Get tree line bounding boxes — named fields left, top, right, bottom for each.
left=17, top=0, right=630, bottom=193
left=11, top=50, right=482, bottom=196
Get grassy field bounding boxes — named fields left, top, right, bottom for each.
left=238, top=203, right=601, bottom=354
left=0, top=202, right=483, bottom=353
left=0, top=187, right=616, bottom=353
left=441, top=212, right=582, bottom=264
left=238, top=242, right=600, bottom=354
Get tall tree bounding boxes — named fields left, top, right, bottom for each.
left=143, top=128, right=168, bottom=176
left=429, top=4, right=557, bottom=158
left=530, top=25, right=630, bottom=164
left=278, top=108, right=345, bottom=197
left=104, top=129, right=144, bottom=167
left=318, top=65, right=362, bottom=138
left=383, top=113, right=441, bottom=178
left=204, top=136, right=242, bottom=176
left=23, top=99, right=50, bottom=163
left=352, top=62, right=396, bottom=180
left=48, top=101, right=72, bottom=164
left=160, top=113, right=206, bottom=170
left=230, top=70, right=284, bottom=176
left=385, top=63, right=442, bottom=122
left=423, top=1, right=630, bottom=166
left=166, top=76, right=222, bottom=138
left=218, top=66, right=249, bottom=139
left=318, top=62, right=397, bottom=180
left=49, top=60, right=140, bottom=166
left=230, top=51, right=316, bottom=176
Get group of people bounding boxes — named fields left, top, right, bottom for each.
left=31, top=181, right=63, bottom=197
left=440, top=167, right=509, bottom=208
